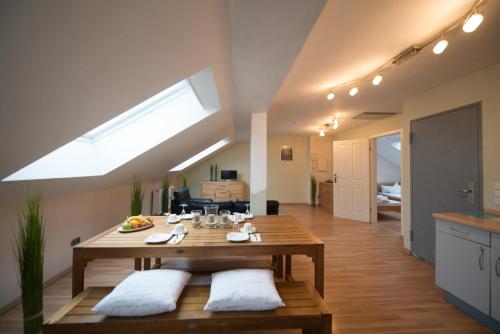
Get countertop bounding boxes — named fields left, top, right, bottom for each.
left=433, top=211, right=500, bottom=234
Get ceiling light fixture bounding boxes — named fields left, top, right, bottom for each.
left=332, top=118, right=339, bottom=130
left=319, top=129, right=326, bottom=137
left=433, top=35, right=448, bottom=55
left=349, top=87, right=359, bottom=96
left=463, top=11, right=483, bottom=33
left=326, top=91, right=335, bottom=100
left=372, top=74, right=383, bottom=86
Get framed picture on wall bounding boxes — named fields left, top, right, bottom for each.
left=280, top=145, right=293, bottom=161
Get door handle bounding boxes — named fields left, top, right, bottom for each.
left=456, top=189, right=472, bottom=193
left=456, top=182, right=475, bottom=205
left=496, top=257, right=500, bottom=277
left=478, top=247, right=485, bottom=271
left=333, top=174, right=337, bottom=183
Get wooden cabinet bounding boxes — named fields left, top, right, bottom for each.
left=200, top=181, right=247, bottom=202
left=318, top=182, right=333, bottom=212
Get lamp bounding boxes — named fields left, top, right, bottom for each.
left=463, top=12, right=483, bottom=33
left=433, top=36, right=448, bottom=55
left=349, top=87, right=359, bottom=96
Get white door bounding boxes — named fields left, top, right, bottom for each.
left=333, top=139, right=370, bottom=222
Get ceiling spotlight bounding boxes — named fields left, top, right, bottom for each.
left=349, top=87, right=359, bottom=96
left=326, top=92, right=335, bottom=100
left=463, top=12, right=483, bottom=33
left=319, top=129, right=326, bottom=137
left=433, top=36, right=448, bottom=55
left=332, top=118, right=339, bottom=130
left=372, top=74, right=383, bottom=86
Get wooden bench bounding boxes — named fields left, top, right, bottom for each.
left=44, top=281, right=332, bottom=333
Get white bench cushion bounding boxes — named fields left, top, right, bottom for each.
left=204, top=269, right=285, bottom=311
left=92, top=269, right=191, bottom=316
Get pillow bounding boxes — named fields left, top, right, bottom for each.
left=92, top=269, right=191, bottom=316
left=204, top=269, right=285, bottom=311
left=381, top=183, right=401, bottom=194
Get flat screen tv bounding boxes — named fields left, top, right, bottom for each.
left=221, top=170, right=237, bottom=180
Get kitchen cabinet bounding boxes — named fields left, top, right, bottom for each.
left=492, top=233, right=500, bottom=322
left=436, top=220, right=490, bottom=314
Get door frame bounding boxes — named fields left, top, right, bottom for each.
left=409, top=101, right=483, bottom=255
left=369, top=129, right=403, bottom=226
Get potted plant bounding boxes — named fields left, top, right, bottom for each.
left=15, top=193, right=45, bottom=334
left=161, top=176, right=169, bottom=214
left=311, top=176, right=317, bottom=207
left=130, top=180, right=143, bottom=216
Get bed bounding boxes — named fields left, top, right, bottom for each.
left=377, top=182, right=401, bottom=213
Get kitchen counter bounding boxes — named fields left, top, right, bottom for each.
left=433, top=211, right=500, bottom=233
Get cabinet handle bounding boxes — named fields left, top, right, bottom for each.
left=478, top=247, right=485, bottom=271
left=496, top=257, right=500, bottom=277
left=449, top=227, right=470, bottom=236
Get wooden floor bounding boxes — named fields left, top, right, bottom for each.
left=0, top=204, right=492, bottom=333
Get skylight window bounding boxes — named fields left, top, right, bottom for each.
left=3, top=67, right=220, bottom=181
left=170, top=138, right=231, bottom=172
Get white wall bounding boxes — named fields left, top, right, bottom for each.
left=0, top=181, right=158, bottom=309
left=377, top=155, right=400, bottom=183
left=401, top=62, right=500, bottom=249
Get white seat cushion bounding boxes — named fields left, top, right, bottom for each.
left=92, top=269, right=191, bottom=316
left=204, top=269, right=285, bottom=311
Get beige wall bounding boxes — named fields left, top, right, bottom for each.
left=183, top=143, right=250, bottom=198
left=267, top=136, right=310, bottom=203
left=182, top=136, right=310, bottom=204
left=401, top=62, right=500, bottom=249
left=0, top=181, right=157, bottom=308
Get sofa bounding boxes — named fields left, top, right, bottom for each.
left=170, top=188, right=279, bottom=215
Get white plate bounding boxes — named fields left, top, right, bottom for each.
left=240, top=226, right=256, bottom=234
left=171, top=225, right=188, bottom=235
left=244, top=213, right=254, bottom=219
left=226, top=232, right=249, bottom=242
left=144, top=233, right=172, bottom=244
left=228, top=215, right=245, bottom=223
left=181, top=214, right=193, bottom=220
left=167, top=217, right=181, bottom=224
left=117, top=224, right=154, bottom=233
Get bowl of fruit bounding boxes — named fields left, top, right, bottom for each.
left=118, top=216, right=154, bottom=233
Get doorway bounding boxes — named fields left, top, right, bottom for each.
left=410, top=103, right=482, bottom=263
left=371, top=132, right=402, bottom=232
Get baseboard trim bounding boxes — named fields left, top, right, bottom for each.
left=0, top=266, right=72, bottom=316
left=484, top=209, right=500, bottom=215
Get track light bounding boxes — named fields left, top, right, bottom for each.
left=433, top=36, right=448, bottom=55
left=326, top=92, right=335, bottom=101
left=372, top=74, right=383, bottom=86
left=463, top=12, right=483, bottom=33
left=349, top=87, right=359, bottom=96
left=319, top=129, right=325, bottom=137
left=332, top=118, right=339, bottom=130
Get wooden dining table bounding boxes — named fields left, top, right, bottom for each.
left=72, top=215, right=325, bottom=297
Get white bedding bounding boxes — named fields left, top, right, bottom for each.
left=379, top=192, right=401, bottom=200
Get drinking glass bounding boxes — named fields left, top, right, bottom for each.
left=180, top=203, right=188, bottom=217
left=204, top=204, right=219, bottom=226
left=191, top=210, right=202, bottom=228
left=245, top=203, right=251, bottom=216
left=232, top=212, right=241, bottom=232
left=220, top=210, right=231, bottom=228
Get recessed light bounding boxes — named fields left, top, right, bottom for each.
left=326, top=92, right=335, bottom=101
left=349, top=87, right=359, bottom=96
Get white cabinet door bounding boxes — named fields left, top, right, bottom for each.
left=492, top=247, right=500, bottom=321
left=436, top=230, right=490, bottom=314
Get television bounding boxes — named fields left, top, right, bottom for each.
left=221, top=170, right=237, bottom=180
